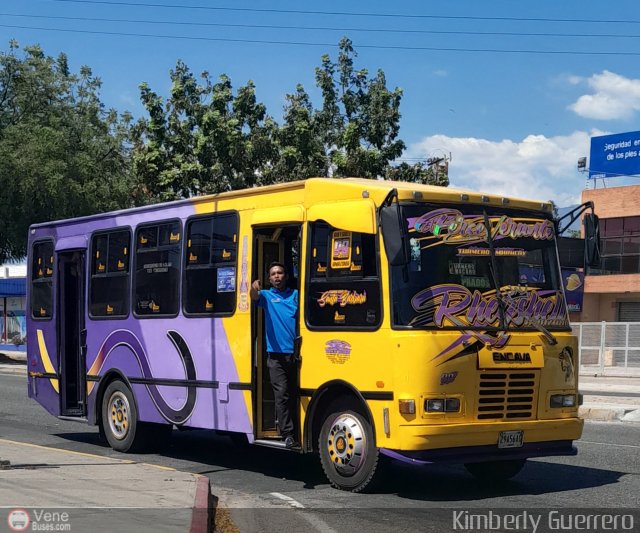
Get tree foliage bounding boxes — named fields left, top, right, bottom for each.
left=0, top=38, right=449, bottom=260
left=0, top=41, right=133, bottom=262
left=134, top=38, right=448, bottom=197
left=132, top=61, right=278, bottom=201
left=314, top=37, right=405, bottom=178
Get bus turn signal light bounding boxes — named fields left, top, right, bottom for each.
left=398, top=399, right=416, bottom=414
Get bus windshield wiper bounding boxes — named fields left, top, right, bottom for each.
left=482, top=210, right=508, bottom=331
left=526, top=316, right=558, bottom=345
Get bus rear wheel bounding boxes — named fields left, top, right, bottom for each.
left=102, top=380, right=145, bottom=453
left=464, top=459, right=526, bottom=481
left=319, top=409, right=378, bottom=492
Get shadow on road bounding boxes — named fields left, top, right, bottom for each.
left=55, top=429, right=625, bottom=500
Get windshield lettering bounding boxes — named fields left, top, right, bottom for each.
left=408, top=208, right=554, bottom=247
left=411, top=284, right=567, bottom=329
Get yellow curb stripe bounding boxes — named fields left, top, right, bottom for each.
left=0, top=438, right=133, bottom=462
left=0, top=438, right=177, bottom=471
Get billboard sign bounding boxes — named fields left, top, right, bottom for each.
left=562, top=269, right=584, bottom=313
left=589, top=131, right=640, bottom=180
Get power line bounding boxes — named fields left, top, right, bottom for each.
left=50, top=0, right=640, bottom=25
left=4, top=12, right=640, bottom=39
left=3, top=24, right=640, bottom=55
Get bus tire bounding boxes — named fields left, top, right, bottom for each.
left=319, top=409, right=379, bottom=492
left=102, top=380, right=145, bottom=453
left=464, top=459, right=526, bottom=481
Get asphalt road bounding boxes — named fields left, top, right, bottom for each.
left=1, top=371, right=639, bottom=533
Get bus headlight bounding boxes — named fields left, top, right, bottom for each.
left=425, top=399, right=444, bottom=412
left=550, top=394, right=576, bottom=408
left=424, top=398, right=461, bottom=413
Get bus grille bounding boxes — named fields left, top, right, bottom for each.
left=476, top=372, right=538, bottom=420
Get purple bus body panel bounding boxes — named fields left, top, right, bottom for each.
left=27, top=202, right=253, bottom=436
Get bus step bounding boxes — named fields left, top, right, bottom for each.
left=253, top=439, right=291, bottom=450
left=58, top=416, right=88, bottom=423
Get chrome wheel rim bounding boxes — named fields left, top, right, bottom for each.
left=325, top=414, right=366, bottom=476
left=108, top=391, right=130, bottom=440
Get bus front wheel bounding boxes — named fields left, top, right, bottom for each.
left=464, top=459, right=526, bottom=481
left=102, top=380, right=144, bottom=453
left=319, top=409, right=379, bottom=492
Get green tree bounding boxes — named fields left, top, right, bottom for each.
left=0, top=41, right=133, bottom=262
left=132, top=61, right=278, bottom=201
left=385, top=160, right=450, bottom=186
left=314, top=37, right=405, bottom=178
left=265, top=84, right=327, bottom=182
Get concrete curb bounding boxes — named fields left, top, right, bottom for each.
left=189, top=475, right=213, bottom=533
left=579, top=405, right=640, bottom=422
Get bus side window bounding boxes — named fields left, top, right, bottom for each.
left=134, top=221, right=181, bottom=317
left=31, top=240, right=54, bottom=319
left=184, top=212, right=238, bottom=316
left=306, top=222, right=381, bottom=330
left=89, top=229, right=131, bottom=319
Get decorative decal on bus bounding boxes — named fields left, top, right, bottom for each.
left=559, top=347, right=575, bottom=382
left=440, top=371, right=458, bottom=385
left=407, top=208, right=554, bottom=248
left=325, top=340, right=352, bottom=364
left=317, top=289, right=367, bottom=307
left=87, top=329, right=197, bottom=425
left=238, top=235, right=250, bottom=312
left=410, top=284, right=567, bottom=329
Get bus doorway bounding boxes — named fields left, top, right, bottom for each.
left=57, top=250, right=86, bottom=417
left=252, top=225, right=301, bottom=441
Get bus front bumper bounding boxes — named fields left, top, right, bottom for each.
left=380, top=439, right=577, bottom=466
left=380, top=417, right=583, bottom=466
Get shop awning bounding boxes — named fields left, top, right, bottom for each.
left=0, top=278, right=26, bottom=297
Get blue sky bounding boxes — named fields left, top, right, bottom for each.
left=2, top=0, right=640, bottom=206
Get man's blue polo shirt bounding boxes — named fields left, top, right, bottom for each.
left=257, top=287, right=298, bottom=354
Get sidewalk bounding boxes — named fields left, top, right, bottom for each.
left=579, top=374, right=640, bottom=422
left=0, top=438, right=212, bottom=533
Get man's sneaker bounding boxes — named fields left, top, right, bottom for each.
left=284, top=436, right=299, bottom=449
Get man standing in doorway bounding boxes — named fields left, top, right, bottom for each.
left=251, top=262, right=299, bottom=449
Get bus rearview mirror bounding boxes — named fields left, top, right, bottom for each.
left=380, top=206, right=410, bottom=266
left=583, top=213, right=601, bottom=268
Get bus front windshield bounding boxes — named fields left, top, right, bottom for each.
left=389, top=203, right=570, bottom=331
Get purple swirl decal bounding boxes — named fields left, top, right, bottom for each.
left=89, top=329, right=197, bottom=425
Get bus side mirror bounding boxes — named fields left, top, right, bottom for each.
left=380, top=205, right=410, bottom=266
left=584, top=213, right=601, bottom=268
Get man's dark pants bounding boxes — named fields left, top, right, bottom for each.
left=267, top=352, right=297, bottom=439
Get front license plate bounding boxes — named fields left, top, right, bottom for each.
left=498, top=430, right=524, bottom=449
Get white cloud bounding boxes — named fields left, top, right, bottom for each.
left=432, top=69, right=448, bottom=77
left=568, top=71, right=640, bottom=120
left=407, top=131, right=602, bottom=206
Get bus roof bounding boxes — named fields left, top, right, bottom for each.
left=29, top=177, right=553, bottom=230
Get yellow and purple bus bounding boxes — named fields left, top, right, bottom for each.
left=26, top=178, right=598, bottom=492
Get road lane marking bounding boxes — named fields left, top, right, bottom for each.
left=579, top=440, right=640, bottom=449
left=269, top=492, right=305, bottom=508
left=268, top=493, right=341, bottom=533
left=298, top=511, right=341, bottom=533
